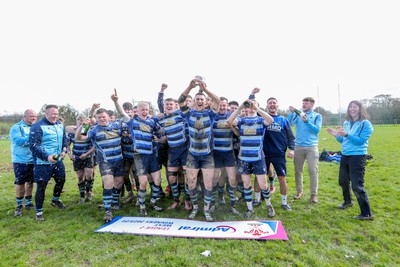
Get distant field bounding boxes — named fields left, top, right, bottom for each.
left=0, top=125, right=399, bottom=266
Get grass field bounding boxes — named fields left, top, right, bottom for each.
left=0, top=125, right=399, bottom=266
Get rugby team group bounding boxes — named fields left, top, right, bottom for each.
left=10, top=77, right=375, bottom=223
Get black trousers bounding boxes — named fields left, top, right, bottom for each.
left=35, top=176, right=65, bottom=211
left=339, top=155, right=372, bottom=216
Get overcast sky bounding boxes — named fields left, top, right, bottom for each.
left=1, top=0, right=399, bottom=115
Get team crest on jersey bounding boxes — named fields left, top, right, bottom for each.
left=105, top=130, right=120, bottom=139
left=217, top=121, right=228, bottom=128
left=194, top=120, right=204, bottom=129
left=163, top=119, right=175, bottom=127
left=243, top=128, right=256, bottom=135
left=139, top=123, right=151, bottom=132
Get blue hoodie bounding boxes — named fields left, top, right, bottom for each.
left=288, top=110, right=322, bottom=147
left=10, top=120, right=34, bottom=164
left=336, top=120, right=373, bottom=155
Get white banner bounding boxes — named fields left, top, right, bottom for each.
left=96, top=216, right=288, bottom=240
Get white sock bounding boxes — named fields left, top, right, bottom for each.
left=281, top=195, right=287, bottom=205
left=254, top=192, right=261, bottom=202
left=246, top=202, right=253, bottom=210
left=265, top=198, right=271, bottom=206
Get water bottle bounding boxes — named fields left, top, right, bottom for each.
left=294, top=108, right=306, bottom=117
left=80, top=123, right=90, bottom=136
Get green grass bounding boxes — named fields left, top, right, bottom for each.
left=0, top=126, right=399, bottom=266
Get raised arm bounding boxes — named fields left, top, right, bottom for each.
left=88, top=103, right=100, bottom=124
left=111, top=88, right=130, bottom=122
left=248, top=87, right=260, bottom=100
left=199, top=81, right=220, bottom=112
left=227, top=102, right=243, bottom=127
left=157, top=83, right=168, bottom=113
left=178, top=79, right=198, bottom=113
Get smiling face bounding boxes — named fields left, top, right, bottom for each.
left=23, top=109, right=37, bottom=125
left=348, top=102, right=360, bottom=120
left=137, top=102, right=149, bottom=119
left=302, top=99, right=315, bottom=112
left=194, top=94, right=206, bottom=111
left=229, top=104, right=238, bottom=113
left=45, top=107, right=59, bottom=124
left=164, top=99, right=175, bottom=115
left=267, top=98, right=278, bottom=115
left=97, top=111, right=110, bottom=126
left=219, top=99, right=228, bottom=114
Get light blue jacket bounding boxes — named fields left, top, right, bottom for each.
left=288, top=110, right=322, bottom=147
left=336, top=120, right=373, bottom=155
left=29, top=117, right=67, bottom=165
left=10, top=120, right=34, bottom=164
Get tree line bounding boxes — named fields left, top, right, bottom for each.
left=1, top=94, right=399, bottom=136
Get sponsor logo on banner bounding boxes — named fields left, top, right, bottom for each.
left=96, top=217, right=288, bottom=240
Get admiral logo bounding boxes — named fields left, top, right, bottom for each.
left=178, top=225, right=236, bottom=233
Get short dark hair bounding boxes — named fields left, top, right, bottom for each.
left=107, top=110, right=115, bottom=116
left=46, top=104, right=58, bottom=110
left=302, top=97, right=315, bottom=103
left=267, top=97, right=278, bottom=103
left=164, top=98, right=175, bottom=102
left=229, top=101, right=239, bottom=106
left=123, top=102, right=133, bottom=110
left=220, top=97, right=228, bottom=102
left=96, top=108, right=108, bottom=115
left=195, top=92, right=206, bottom=98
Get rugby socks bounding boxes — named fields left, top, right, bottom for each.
left=25, top=196, right=33, bottom=206
left=16, top=197, right=23, bottom=208
left=138, top=189, right=147, bottom=209
left=189, top=187, right=199, bottom=207
left=171, top=182, right=179, bottom=202
left=261, top=188, right=272, bottom=206
left=178, top=183, right=185, bottom=197
left=210, top=185, right=218, bottom=207
left=227, top=185, right=237, bottom=207
left=85, top=179, right=93, bottom=195
left=150, top=184, right=161, bottom=203
left=244, top=187, right=253, bottom=210
left=218, top=185, right=225, bottom=197
left=254, top=192, right=261, bottom=202
left=203, top=189, right=213, bottom=211
left=103, top=188, right=113, bottom=211
left=184, top=183, right=191, bottom=201
left=261, top=188, right=271, bottom=199
left=269, top=176, right=275, bottom=186
left=112, top=187, right=121, bottom=206
left=78, top=181, right=86, bottom=198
